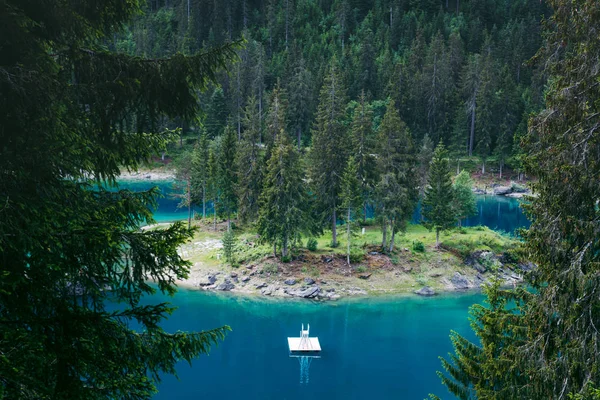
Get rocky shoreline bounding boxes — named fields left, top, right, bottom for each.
left=177, top=249, right=533, bottom=301
left=118, top=169, right=176, bottom=181
left=473, top=182, right=532, bottom=198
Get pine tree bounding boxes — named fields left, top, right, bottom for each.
left=351, top=90, right=376, bottom=221
left=236, top=95, right=263, bottom=223
left=222, top=230, right=237, bottom=265
left=287, top=58, right=314, bottom=149
left=265, top=80, right=288, bottom=147
left=340, top=156, right=362, bottom=266
left=452, top=171, right=477, bottom=227
left=375, top=99, right=418, bottom=253
left=174, top=150, right=194, bottom=229
left=191, top=131, right=210, bottom=219
left=207, top=139, right=221, bottom=231
left=217, top=126, right=238, bottom=230
left=423, top=143, right=455, bottom=247
left=417, top=134, right=435, bottom=200
left=310, top=58, right=349, bottom=248
left=257, top=134, right=312, bottom=259
left=0, top=1, right=238, bottom=397
left=205, top=87, right=229, bottom=138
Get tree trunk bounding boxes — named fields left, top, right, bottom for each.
left=389, top=225, right=396, bottom=253
left=363, top=202, right=367, bottom=223
left=297, top=126, right=301, bottom=150
left=213, top=201, right=217, bottom=231
left=456, top=0, right=460, bottom=14
left=468, top=104, right=476, bottom=157
left=482, top=159, right=486, bottom=175
left=258, top=91, right=263, bottom=144
left=457, top=159, right=460, bottom=175
left=381, top=218, right=387, bottom=251
left=273, top=243, right=277, bottom=258
left=332, top=208, right=337, bottom=247
left=499, top=159, right=504, bottom=179
left=347, top=207, right=351, bottom=266
left=282, top=234, right=288, bottom=258
left=227, top=213, right=231, bottom=232
left=187, top=181, right=192, bottom=229
left=436, top=228, right=440, bottom=248
left=202, top=184, right=206, bottom=219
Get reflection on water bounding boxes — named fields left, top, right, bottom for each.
left=149, top=290, right=481, bottom=400
left=116, top=180, right=530, bottom=233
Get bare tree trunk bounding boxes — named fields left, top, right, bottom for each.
left=389, top=225, right=396, bottom=253
left=482, top=159, right=486, bottom=175
left=273, top=243, right=277, bottom=258
left=436, top=228, right=440, bottom=248
left=227, top=213, right=231, bottom=232
left=297, top=126, right=301, bottom=150
left=187, top=180, right=192, bottom=229
left=332, top=208, right=337, bottom=247
left=283, top=234, right=288, bottom=258
left=285, top=0, right=289, bottom=50
left=187, top=0, right=190, bottom=21
left=213, top=201, right=217, bottom=231
left=456, top=0, right=460, bottom=14
left=202, top=184, right=206, bottom=219
left=258, top=90, right=263, bottom=144
left=457, top=159, right=460, bottom=175
left=381, top=217, right=387, bottom=251
left=363, top=202, right=367, bottom=223
left=347, top=207, right=351, bottom=266
left=469, top=104, right=476, bottom=157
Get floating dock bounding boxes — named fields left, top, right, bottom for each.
left=288, top=324, right=321, bottom=353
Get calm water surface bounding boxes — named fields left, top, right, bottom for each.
left=149, top=289, right=481, bottom=400
left=117, top=180, right=530, bottom=233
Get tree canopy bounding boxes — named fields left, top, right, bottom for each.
left=0, top=1, right=238, bottom=398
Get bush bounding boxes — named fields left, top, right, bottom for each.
left=222, top=230, right=236, bottom=264
left=349, top=248, right=365, bottom=263
left=356, top=265, right=368, bottom=273
left=262, top=263, right=278, bottom=274
left=306, top=237, right=318, bottom=251
left=412, top=240, right=425, bottom=252
left=360, top=218, right=376, bottom=226
left=281, top=255, right=291, bottom=263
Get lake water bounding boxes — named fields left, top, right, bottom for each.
left=149, top=289, right=481, bottom=400
left=116, top=180, right=530, bottom=234
left=115, top=179, right=522, bottom=399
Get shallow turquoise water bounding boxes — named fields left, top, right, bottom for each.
left=148, top=289, right=481, bottom=399
left=116, top=180, right=530, bottom=233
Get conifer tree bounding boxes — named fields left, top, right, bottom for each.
left=375, top=100, right=418, bottom=253
left=340, top=156, right=362, bottom=266
left=423, top=143, right=455, bottom=247
left=310, top=58, right=349, bottom=248
left=452, top=171, right=477, bottom=227
left=217, top=126, right=238, bottom=231
left=0, top=1, right=238, bottom=397
left=257, top=133, right=312, bottom=259
left=417, top=134, right=435, bottom=200
left=191, top=131, right=210, bottom=219
left=351, top=90, right=376, bottom=220
left=205, top=87, right=229, bottom=138
left=265, top=80, right=288, bottom=147
left=287, top=58, right=314, bottom=149
left=207, top=139, right=221, bottom=231
left=236, top=95, right=263, bottom=223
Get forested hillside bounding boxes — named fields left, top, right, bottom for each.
left=115, top=0, right=549, bottom=175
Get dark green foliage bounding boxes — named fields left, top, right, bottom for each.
left=236, top=95, right=264, bottom=223
left=375, top=100, right=418, bottom=253
left=222, top=230, right=237, bottom=265
left=452, top=171, right=477, bottom=226
left=191, top=131, right=210, bottom=218
left=205, top=87, right=229, bottom=138
left=341, top=156, right=363, bottom=265
left=306, top=238, right=318, bottom=252
left=257, top=134, right=313, bottom=259
left=423, top=143, right=455, bottom=247
left=437, top=1, right=600, bottom=398
left=310, top=58, right=349, bottom=248
left=217, top=126, right=238, bottom=229
left=0, top=0, right=239, bottom=398
left=412, top=240, right=425, bottom=253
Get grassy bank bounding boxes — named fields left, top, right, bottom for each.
left=176, top=219, right=523, bottom=298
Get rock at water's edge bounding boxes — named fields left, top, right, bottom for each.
left=284, top=278, right=297, bottom=285
left=414, top=286, right=436, bottom=296
left=451, top=272, right=470, bottom=290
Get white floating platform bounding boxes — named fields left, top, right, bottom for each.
left=288, top=337, right=321, bottom=352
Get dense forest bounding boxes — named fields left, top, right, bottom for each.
left=116, top=0, right=549, bottom=176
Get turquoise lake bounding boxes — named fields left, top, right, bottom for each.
left=148, top=289, right=481, bottom=399
left=114, top=179, right=526, bottom=398
left=117, top=180, right=530, bottom=234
